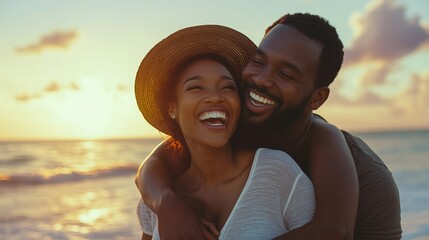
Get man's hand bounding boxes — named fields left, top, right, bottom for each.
left=156, top=189, right=218, bottom=240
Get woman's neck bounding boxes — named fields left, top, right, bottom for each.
left=174, top=142, right=255, bottom=231
left=191, top=143, right=236, bottom=183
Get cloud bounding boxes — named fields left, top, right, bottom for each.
left=331, top=0, right=429, bottom=114
left=70, top=82, right=81, bottom=90
left=387, top=72, right=429, bottom=117
left=328, top=84, right=386, bottom=107
left=44, top=82, right=61, bottom=92
left=360, top=64, right=398, bottom=86
left=15, top=94, right=41, bottom=102
left=15, top=30, right=78, bottom=54
left=344, top=0, right=429, bottom=66
left=401, top=73, right=429, bottom=108
left=329, top=72, right=429, bottom=118
left=117, top=84, right=127, bottom=92
left=15, top=81, right=80, bottom=102
left=43, top=81, right=81, bottom=92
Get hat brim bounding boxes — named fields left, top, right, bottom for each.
left=135, top=25, right=256, bottom=135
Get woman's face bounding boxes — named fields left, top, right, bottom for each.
left=169, top=58, right=241, bottom=148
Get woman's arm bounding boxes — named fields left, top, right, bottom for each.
left=135, top=139, right=208, bottom=239
left=275, top=122, right=359, bottom=240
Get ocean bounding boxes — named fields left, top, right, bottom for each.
left=0, top=130, right=428, bottom=240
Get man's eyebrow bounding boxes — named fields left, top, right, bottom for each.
left=255, top=48, right=302, bottom=75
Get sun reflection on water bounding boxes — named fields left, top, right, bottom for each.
left=81, top=141, right=96, bottom=150
left=78, top=208, right=110, bottom=224
left=62, top=191, right=96, bottom=207
left=59, top=191, right=114, bottom=233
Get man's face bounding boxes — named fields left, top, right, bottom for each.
left=241, top=24, right=322, bottom=127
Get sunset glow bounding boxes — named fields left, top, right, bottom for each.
left=0, top=0, right=428, bottom=141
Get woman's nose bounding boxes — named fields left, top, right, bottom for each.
left=204, top=90, right=224, bottom=103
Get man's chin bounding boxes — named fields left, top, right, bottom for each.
left=243, top=111, right=271, bottom=126
left=244, top=116, right=264, bottom=126
left=243, top=106, right=302, bottom=136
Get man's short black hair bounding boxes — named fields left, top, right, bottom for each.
left=266, top=13, right=344, bottom=88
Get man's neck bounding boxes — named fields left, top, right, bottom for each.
left=236, top=112, right=313, bottom=158
left=269, top=113, right=313, bottom=152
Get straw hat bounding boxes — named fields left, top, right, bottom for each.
left=135, top=25, right=256, bottom=135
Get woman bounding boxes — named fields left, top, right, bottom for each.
left=135, top=25, right=315, bottom=240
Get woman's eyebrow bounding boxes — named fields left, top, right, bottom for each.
left=184, top=76, right=202, bottom=83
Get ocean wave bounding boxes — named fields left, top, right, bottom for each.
left=0, top=155, right=35, bottom=166
left=0, top=164, right=139, bottom=186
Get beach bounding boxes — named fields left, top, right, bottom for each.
left=1, top=130, right=428, bottom=239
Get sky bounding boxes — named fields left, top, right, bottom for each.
left=0, top=0, right=428, bottom=141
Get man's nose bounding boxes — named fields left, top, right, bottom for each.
left=253, top=67, right=274, bottom=88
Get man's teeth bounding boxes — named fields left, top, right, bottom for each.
left=250, top=91, right=275, bottom=106
left=199, top=111, right=226, bottom=121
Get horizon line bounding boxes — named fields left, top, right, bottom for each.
left=1, top=127, right=428, bottom=143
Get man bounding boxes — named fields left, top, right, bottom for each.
left=135, top=13, right=402, bottom=239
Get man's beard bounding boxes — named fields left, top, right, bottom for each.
left=236, top=82, right=312, bottom=148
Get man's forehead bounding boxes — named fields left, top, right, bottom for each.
left=260, top=24, right=320, bottom=48
left=258, top=24, right=322, bottom=64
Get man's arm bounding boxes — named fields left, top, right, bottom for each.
left=275, top=121, right=359, bottom=240
left=135, top=138, right=213, bottom=239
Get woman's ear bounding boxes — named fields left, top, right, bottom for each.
left=168, top=103, right=177, bottom=119
left=309, top=87, right=330, bottom=110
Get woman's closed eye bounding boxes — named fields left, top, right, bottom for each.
left=221, top=82, right=237, bottom=91
left=185, top=85, right=203, bottom=91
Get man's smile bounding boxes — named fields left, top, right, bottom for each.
left=249, top=90, right=276, bottom=106
left=245, top=89, right=279, bottom=115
